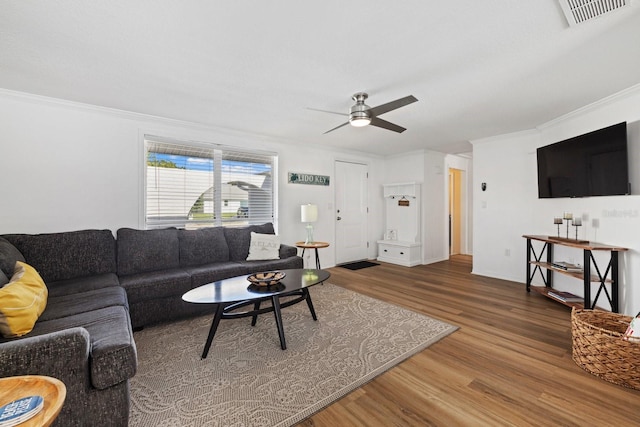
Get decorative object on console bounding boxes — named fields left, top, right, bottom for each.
left=547, top=290, right=582, bottom=302
left=572, top=217, right=582, bottom=240
left=301, top=204, right=318, bottom=244
left=548, top=213, right=588, bottom=243
left=563, top=212, right=572, bottom=238
left=554, top=217, right=563, bottom=237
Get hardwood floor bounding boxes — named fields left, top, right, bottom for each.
left=297, top=255, right=640, bottom=426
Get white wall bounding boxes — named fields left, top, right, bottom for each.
left=0, top=90, right=385, bottom=269
left=472, top=84, right=640, bottom=316
left=424, top=151, right=448, bottom=264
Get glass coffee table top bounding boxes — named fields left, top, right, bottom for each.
left=183, top=268, right=330, bottom=304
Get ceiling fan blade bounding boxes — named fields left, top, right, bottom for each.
left=369, top=95, right=418, bottom=117
left=307, top=107, right=348, bottom=116
left=324, top=121, right=350, bottom=134
left=370, top=117, right=406, bottom=133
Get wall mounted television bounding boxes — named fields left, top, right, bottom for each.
left=537, top=122, right=630, bottom=198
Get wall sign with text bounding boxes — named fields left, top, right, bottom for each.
left=288, top=172, right=330, bottom=186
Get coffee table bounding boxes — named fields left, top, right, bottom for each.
left=182, top=268, right=330, bottom=358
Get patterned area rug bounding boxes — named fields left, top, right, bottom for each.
left=129, top=283, right=458, bottom=426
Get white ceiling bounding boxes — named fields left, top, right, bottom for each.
left=2, top=1, right=640, bottom=156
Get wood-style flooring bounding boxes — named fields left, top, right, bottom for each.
left=297, top=255, right=640, bottom=427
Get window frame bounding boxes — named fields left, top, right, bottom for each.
left=143, top=135, right=278, bottom=230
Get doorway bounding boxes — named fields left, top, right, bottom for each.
left=335, top=160, right=369, bottom=264
left=449, top=168, right=463, bottom=255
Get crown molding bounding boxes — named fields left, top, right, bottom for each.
left=538, top=82, right=640, bottom=130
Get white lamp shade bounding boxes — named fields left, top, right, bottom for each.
left=301, top=204, right=318, bottom=223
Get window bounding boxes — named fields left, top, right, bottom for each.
left=145, top=136, right=276, bottom=229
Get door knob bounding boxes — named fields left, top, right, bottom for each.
left=337, top=216, right=342, bottom=220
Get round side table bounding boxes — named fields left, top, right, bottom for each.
left=295, top=241, right=330, bottom=269
left=0, top=375, right=66, bottom=427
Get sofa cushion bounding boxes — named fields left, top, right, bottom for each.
left=2, top=230, right=116, bottom=283
left=0, top=262, right=48, bottom=338
left=45, top=273, right=120, bottom=298
left=119, top=269, right=192, bottom=303
left=235, top=257, right=304, bottom=275
left=246, top=232, right=281, bottom=261
left=224, top=223, right=275, bottom=261
left=279, top=244, right=298, bottom=259
left=40, top=286, right=129, bottom=322
left=178, top=227, right=229, bottom=267
left=117, top=228, right=179, bottom=276
left=27, top=306, right=136, bottom=389
left=0, top=236, right=25, bottom=278
left=183, top=263, right=248, bottom=288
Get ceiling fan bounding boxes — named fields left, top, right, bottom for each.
left=312, top=92, right=418, bottom=134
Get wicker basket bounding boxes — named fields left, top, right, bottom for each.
left=571, top=307, right=640, bottom=390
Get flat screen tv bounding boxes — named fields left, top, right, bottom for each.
left=537, top=122, right=629, bottom=198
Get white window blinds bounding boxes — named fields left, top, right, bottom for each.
left=145, top=136, right=276, bottom=229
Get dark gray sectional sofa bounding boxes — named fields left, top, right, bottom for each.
left=0, top=223, right=302, bottom=426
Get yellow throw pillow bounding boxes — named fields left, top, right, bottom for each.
left=0, top=261, right=48, bottom=338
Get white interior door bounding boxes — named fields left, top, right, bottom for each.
left=335, top=161, right=368, bottom=264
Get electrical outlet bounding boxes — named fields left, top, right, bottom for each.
left=505, top=249, right=511, bottom=256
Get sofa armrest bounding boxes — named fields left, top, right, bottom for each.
left=0, top=328, right=91, bottom=384
left=279, top=244, right=298, bottom=259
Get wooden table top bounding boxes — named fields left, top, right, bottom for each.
left=295, top=241, right=330, bottom=249
left=0, top=375, right=66, bottom=427
left=523, top=235, right=628, bottom=251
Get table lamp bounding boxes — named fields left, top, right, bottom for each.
left=301, top=204, right=318, bottom=244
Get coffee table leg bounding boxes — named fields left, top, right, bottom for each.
left=302, top=288, right=318, bottom=321
left=202, top=303, right=225, bottom=359
left=271, top=296, right=287, bottom=350
left=251, top=300, right=261, bottom=326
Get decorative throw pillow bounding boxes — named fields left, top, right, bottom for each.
left=0, top=261, right=48, bottom=338
left=246, top=232, right=281, bottom=261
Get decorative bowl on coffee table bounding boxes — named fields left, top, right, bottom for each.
left=247, top=271, right=286, bottom=287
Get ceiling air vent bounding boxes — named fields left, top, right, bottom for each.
left=559, top=0, right=631, bottom=26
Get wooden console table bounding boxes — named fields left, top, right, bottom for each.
left=523, top=235, right=628, bottom=312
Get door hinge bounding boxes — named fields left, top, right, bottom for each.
left=367, top=242, right=370, bottom=248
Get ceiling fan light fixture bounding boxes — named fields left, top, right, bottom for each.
left=349, top=115, right=371, bottom=127
left=349, top=93, right=371, bottom=127
left=317, top=92, right=417, bottom=134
